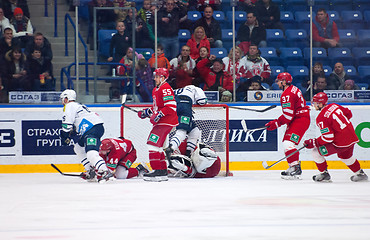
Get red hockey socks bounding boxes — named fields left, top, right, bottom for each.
left=347, top=159, right=361, bottom=173
left=285, top=148, right=299, bottom=166
left=315, top=161, right=328, bottom=172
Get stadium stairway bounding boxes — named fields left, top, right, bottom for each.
left=28, top=1, right=111, bottom=100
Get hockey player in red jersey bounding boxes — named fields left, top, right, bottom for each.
left=99, top=138, right=149, bottom=179
left=265, top=72, right=310, bottom=179
left=304, top=92, right=368, bottom=182
left=137, top=68, right=178, bottom=182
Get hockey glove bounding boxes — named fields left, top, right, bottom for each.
left=265, top=119, right=280, bottom=131
left=304, top=138, right=318, bottom=149
left=150, top=111, right=164, bottom=125
left=60, top=130, right=72, bottom=146
left=138, top=108, right=153, bottom=119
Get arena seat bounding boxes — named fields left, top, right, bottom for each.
left=285, top=0, right=308, bottom=12
left=280, top=11, right=296, bottom=29
left=327, top=47, right=353, bottom=66
left=286, top=66, right=309, bottom=84
left=98, top=29, right=117, bottom=58
left=322, top=65, right=333, bottom=76
left=210, top=48, right=228, bottom=58
left=188, top=11, right=202, bottom=22
left=259, top=47, right=280, bottom=66
left=270, top=66, right=285, bottom=79
left=338, top=29, right=357, bottom=49
left=294, top=11, right=315, bottom=33
left=357, top=66, right=370, bottom=83
left=341, top=11, right=365, bottom=30
left=285, top=29, right=308, bottom=49
left=330, top=0, right=354, bottom=12
left=303, top=47, right=328, bottom=66
left=354, top=0, right=370, bottom=12
left=266, top=29, right=285, bottom=49
left=221, top=29, right=234, bottom=51
left=279, top=47, right=304, bottom=67
left=213, top=11, right=227, bottom=28
left=357, top=83, right=369, bottom=90
left=135, top=48, right=154, bottom=60
left=352, top=47, right=370, bottom=67
left=364, top=11, right=370, bottom=28
left=343, top=65, right=360, bottom=82
left=357, top=29, right=370, bottom=47
left=179, top=29, right=191, bottom=47
left=327, top=10, right=341, bottom=28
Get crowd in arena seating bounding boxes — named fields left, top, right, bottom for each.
left=0, top=1, right=55, bottom=103
left=82, top=0, right=369, bottom=102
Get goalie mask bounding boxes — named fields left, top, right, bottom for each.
left=192, top=143, right=218, bottom=174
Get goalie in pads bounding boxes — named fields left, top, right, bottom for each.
left=167, top=143, right=221, bottom=178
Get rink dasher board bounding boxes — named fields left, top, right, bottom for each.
left=0, top=104, right=369, bottom=172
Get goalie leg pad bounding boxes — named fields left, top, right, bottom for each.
left=193, top=144, right=218, bottom=174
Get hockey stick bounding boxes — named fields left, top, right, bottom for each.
left=121, top=94, right=139, bottom=113
left=241, top=119, right=267, bottom=132
left=51, top=164, right=82, bottom=177
left=229, top=105, right=277, bottom=112
left=262, top=145, right=306, bottom=169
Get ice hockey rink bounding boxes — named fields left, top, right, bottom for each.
left=0, top=170, right=369, bottom=240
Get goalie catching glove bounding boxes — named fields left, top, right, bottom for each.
left=168, top=155, right=195, bottom=177
left=138, top=108, right=153, bottom=119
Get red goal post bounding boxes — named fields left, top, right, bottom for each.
left=120, top=104, right=230, bottom=176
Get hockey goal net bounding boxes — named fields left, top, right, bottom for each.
left=120, top=104, right=230, bottom=176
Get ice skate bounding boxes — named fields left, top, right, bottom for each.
left=97, top=170, right=115, bottom=182
left=281, top=164, right=302, bottom=180
left=80, top=167, right=97, bottom=182
left=350, top=169, right=368, bottom=182
left=136, top=164, right=149, bottom=177
left=143, top=169, right=168, bottom=182
left=312, top=170, right=332, bottom=182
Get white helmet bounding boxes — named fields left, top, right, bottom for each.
left=60, top=89, right=76, bottom=102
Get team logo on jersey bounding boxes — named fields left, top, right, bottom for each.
left=163, top=96, right=174, bottom=101
left=180, top=116, right=190, bottom=125
left=125, top=160, right=132, bottom=168
left=318, top=145, right=329, bottom=156
left=149, top=133, right=159, bottom=143
left=320, top=128, right=329, bottom=134
left=87, top=138, right=97, bottom=146
left=290, top=133, right=300, bottom=143
left=282, top=103, right=291, bottom=108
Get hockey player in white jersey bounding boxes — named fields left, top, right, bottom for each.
left=59, top=89, right=113, bottom=182
left=164, top=85, right=207, bottom=159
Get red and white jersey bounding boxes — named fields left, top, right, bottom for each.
left=222, top=57, right=246, bottom=80
left=315, top=103, right=359, bottom=147
left=99, top=138, right=137, bottom=172
left=152, top=81, right=178, bottom=126
left=278, top=85, right=310, bottom=125
left=242, top=56, right=271, bottom=80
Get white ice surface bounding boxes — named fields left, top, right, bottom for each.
left=0, top=170, right=369, bottom=240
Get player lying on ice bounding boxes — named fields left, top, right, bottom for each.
left=304, top=92, right=368, bottom=182
left=98, top=137, right=149, bottom=179
left=167, top=142, right=221, bottom=178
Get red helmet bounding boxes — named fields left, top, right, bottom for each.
left=154, top=68, right=169, bottom=80
left=276, top=72, right=293, bottom=84
left=312, top=92, right=328, bottom=105
left=99, top=139, right=114, bottom=156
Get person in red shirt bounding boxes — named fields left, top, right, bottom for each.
left=187, top=26, right=210, bottom=60
left=265, top=72, right=310, bottom=179
left=312, top=8, right=340, bottom=48
left=99, top=137, right=149, bottom=179
left=137, top=68, right=178, bottom=181
left=304, top=92, right=368, bottom=182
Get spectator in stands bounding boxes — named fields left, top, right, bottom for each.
left=0, top=27, right=19, bottom=58
left=237, top=11, right=267, bottom=53
left=302, top=62, right=324, bottom=89
left=339, top=79, right=359, bottom=90
left=3, top=46, right=31, bottom=91
left=255, top=0, right=284, bottom=31
left=124, top=8, right=154, bottom=48
left=170, top=45, right=196, bottom=71
left=136, top=58, right=154, bottom=102
left=9, top=7, right=33, bottom=48
left=197, top=55, right=233, bottom=97
left=313, top=8, right=340, bottom=48
left=242, top=44, right=271, bottom=85
left=222, top=46, right=246, bottom=82
left=148, top=44, right=171, bottom=70
left=187, top=26, right=210, bottom=60
left=0, top=8, right=10, bottom=38
left=117, top=47, right=139, bottom=76
left=138, top=0, right=152, bottom=22
left=193, top=46, right=210, bottom=87
left=193, top=5, right=222, bottom=48
left=157, top=0, right=187, bottom=60
left=238, top=0, right=256, bottom=13
left=170, top=60, right=194, bottom=89
left=24, top=32, right=53, bottom=62
left=0, top=75, right=7, bottom=103
left=236, top=75, right=264, bottom=101
left=2, top=0, right=30, bottom=19
left=197, top=0, right=221, bottom=12
left=26, top=47, right=55, bottom=91
left=113, top=0, right=134, bottom=22
left=107, top=21, right=131, bottom=63
left=88, top=0, right=116, bottom=48
left=327, top=62, right=351, bottom=90
left=220, top=90, right=233, bottom=102
left=304, top=74, right=327, bottom=101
